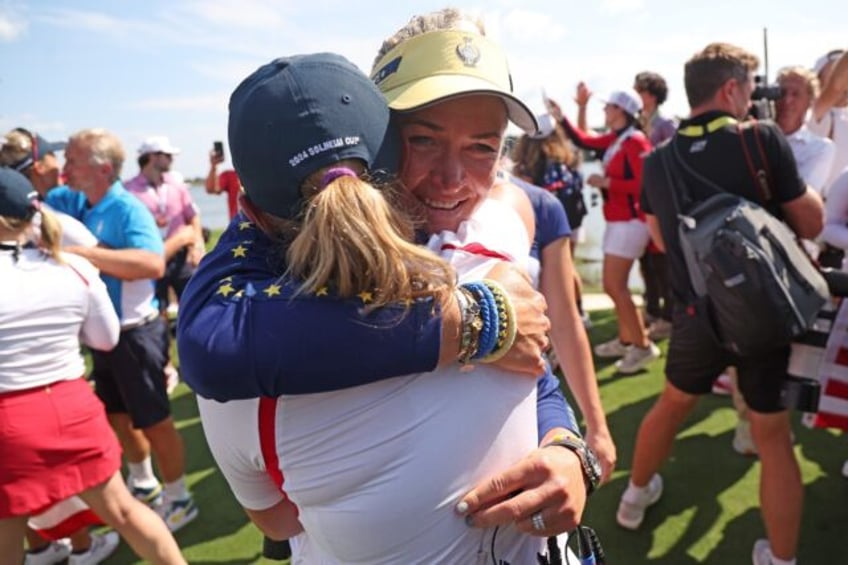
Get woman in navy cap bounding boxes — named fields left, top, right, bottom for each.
left=0, top=167, right=185, bottom=564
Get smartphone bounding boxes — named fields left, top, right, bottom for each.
left=213, top=141, right=225, bottom=160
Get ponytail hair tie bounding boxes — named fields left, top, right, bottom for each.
left=319, top=167, right=358, bottom=189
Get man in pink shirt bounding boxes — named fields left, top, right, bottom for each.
left=125, top=136, right=205, bottom=314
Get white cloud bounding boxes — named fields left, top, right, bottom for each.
left=178, top=0, right=291, bottom=30
left=0, top=10, right=26, bottom=41
left=129, top=93, right=229, bottom=112
left=496, top=9, right=568, bottom=44
left=600, top=0, right=646, bottom=15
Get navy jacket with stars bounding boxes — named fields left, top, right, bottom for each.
left=177, top=214, right=578, bottom=439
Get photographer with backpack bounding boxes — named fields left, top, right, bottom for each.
left=617, top=43, right=823, bottom=565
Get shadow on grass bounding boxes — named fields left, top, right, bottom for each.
left=576, top=308, right=848, bottom=563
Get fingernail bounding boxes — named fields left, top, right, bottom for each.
left=455, top=500, right=468, bottom=514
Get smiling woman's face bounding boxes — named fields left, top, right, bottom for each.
left=396, top=95, right=507, bottom=233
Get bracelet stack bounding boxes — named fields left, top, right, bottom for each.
left=454, top=280, right=518, bottom=366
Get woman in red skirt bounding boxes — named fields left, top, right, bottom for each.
left=0, top=167, right=184, bottom=564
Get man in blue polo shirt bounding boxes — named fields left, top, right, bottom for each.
left=47, top=128, right=198, bottom=532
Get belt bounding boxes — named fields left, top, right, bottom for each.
left=121, top=311, right=160, bottom=332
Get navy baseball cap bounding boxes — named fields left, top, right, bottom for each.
left=0, top=167, right=38, bottom=220
left=7, top=129, right=66, bottom=172
left=228, top=53, right=400, bottom=219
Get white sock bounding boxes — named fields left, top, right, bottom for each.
left=771, top=556, right=796, bottom=565
left=625, top=479, right=650, bottom=496
left=127, top=457, right=158, bottom=487
left=163, top=477, right=190, bottom=502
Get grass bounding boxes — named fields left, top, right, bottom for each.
left=102, top=240, right=847, bottom=563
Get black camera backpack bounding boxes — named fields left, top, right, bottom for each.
left=659, top=121, right=828, bottom=356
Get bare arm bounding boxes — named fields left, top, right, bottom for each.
left=575, top=82, right=592, bottom=131
left=646, top=214, right=666, bottom=252
left=244, top=500, right=303, bottom=541
left=65, top=246, right=165, bottom=281
left=781, top=188, right=824, bottom=240
left=540, top=237, right=615, bottom=482
left=205, top=152, right=224, bottom=194
left=813, top=50, right=848, bottom=121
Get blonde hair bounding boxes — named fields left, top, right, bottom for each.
left=68, top=128, right=125, bottom=182
left=372, top=7, right=486, bottom=70
left=511, top=124, right=579, bottom=184
left=0, top=129, right=31, bottom=169
left=284, top=172, right=454, bottom=309
left=0, top=207, right=64, bottom=263
left=777, top=65, right=821, bottom=100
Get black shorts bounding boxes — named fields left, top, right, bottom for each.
left=155, top=248, right=195, bottom=312
left=665, top=302, right=789, bottom=413
left=91, top=317, right=171, bottom=428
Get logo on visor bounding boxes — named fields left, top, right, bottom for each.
left=456, top=37, right=480, bottom=67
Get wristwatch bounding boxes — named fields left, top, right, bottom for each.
left=543, top=434, right=602, bottom=495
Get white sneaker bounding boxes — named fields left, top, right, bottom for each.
left=128, top=480, right=163, bottom=507
left=841, top=459, right=848, bottom=478
left=751, top=539, right=775, bottom=565
left=615, top=342, right=661, bottom=374
left=25, top=541, right=71, bottom=565
left=617, top=474, right=663, bottom=530
left=159, top=496, right=199, bottom=532
left=594, top=338, right=628, bottom=358
left=733, top=420, right=758, bottom=456
left=68, top=532, right=120, bottom=565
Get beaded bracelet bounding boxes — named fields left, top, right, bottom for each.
left=461, top=281, right=500, bottom=360
left=479, top=279, right=518, bottom=364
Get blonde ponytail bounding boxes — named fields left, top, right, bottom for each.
left=37, top=208, right=64, bottom=262
left=286, top=176, right=454, bottom=309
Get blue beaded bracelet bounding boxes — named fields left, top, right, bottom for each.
left=462, top=281, right=500, bottom=360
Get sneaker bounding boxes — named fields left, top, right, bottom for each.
left=594, top=338, right=629, bottom=358
left=616, top=474, right=663, bottom=530
left=733, top=420, right=758, bottom=456
left=129, top=481, right=163, bottom=507
left=843, top=459, right=848, bottom=479
left=648, top=318, right=672, bottom=341
left=712, top=373, right=733, bottom=396
left=164, top=364, right=180, bottom=395
left=159, top=496, right=198, bottom=532
left=68, top=531, right=120, bottom=565
left=751, top=539, right=774, bottom=565
left=25, top=541, right=71, bottom=565
left=615, top=343, right=661, bottom=374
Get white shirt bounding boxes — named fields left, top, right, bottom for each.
left=198, top=199, right=569, bottom=564
left=808, top=106, right=848, bottom=195
left=0, top=248, right=119, bottom=391
left=821, top=168, right=848, bottom=251
left=785, top=125, right=836, bottom=195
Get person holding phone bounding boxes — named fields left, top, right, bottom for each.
left=205, top=141, right=242, bottom=220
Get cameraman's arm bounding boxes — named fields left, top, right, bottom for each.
left=782, top=188, right=824, bottom=240
left=812, top=50, right=848, bottom=121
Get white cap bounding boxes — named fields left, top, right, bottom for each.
left=602, top=90, right=643, bottom=118
left=812, top=50, right=844, bottom=75
left=138, top=135, right=181, bottom=156
left=529, top=114, right=556, bottom=139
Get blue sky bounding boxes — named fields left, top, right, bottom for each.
left=0, top=0, right=843, bottom=178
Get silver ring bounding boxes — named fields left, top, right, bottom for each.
left=531, top=511, right=545, bottom=531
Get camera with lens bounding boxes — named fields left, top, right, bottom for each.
left=748, top=74, right=783, bottom=120
left=751, top=74, right=783, bottom=101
